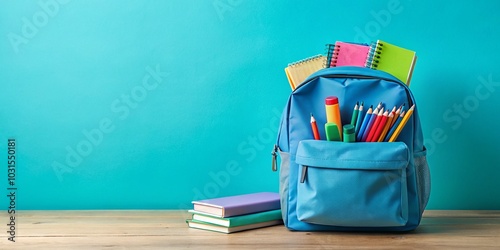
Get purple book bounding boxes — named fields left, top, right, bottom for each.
left=192, top=192, right=280, bottom=218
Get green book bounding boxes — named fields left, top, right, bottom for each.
left=186, top=219, right=283, bottom=234
left=366, top=40, right=417, bottom=86
left=188, top=209, right=282, bottom=227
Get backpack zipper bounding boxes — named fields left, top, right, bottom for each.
left=295, top=74, right=414, bottom=107
left=271, top=145, right=278, bottom=171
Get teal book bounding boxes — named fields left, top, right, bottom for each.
left=188, top=209, right=282, bottom=227
left=186, top=219, right=283, bottom=234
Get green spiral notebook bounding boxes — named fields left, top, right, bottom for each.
left=366, top=40, right=417, bottom=86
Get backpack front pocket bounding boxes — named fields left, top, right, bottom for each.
left=295, top=140, right=409, bottom=227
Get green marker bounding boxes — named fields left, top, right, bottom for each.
left=343, top=124, right=356, bottom=142
left=325, top=123, right=341, bottom=141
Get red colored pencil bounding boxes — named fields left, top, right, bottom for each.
left=366, top=108, right=384, bottom=142
left=370, top=110, right=389, bottom=142
left=310, top=113, right=320, bottom=140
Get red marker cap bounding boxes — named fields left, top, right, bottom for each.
left=325, top=96, right=338, bottom=105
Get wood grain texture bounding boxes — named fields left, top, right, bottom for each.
left=1, top=210, right=499, bottom=249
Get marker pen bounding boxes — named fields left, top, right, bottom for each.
left=325, top=123, right=341, bottom=141
left=343, top=124, right=355, bottom=142
left=325, top=96, right=342, bottom=140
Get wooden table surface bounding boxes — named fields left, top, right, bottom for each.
left=2, top=210, right=499, bottom=249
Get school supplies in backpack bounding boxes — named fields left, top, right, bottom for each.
left=272, top=66, right=430, bottom=231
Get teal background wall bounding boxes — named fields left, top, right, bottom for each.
left=1, top=0, right=499, bottom=210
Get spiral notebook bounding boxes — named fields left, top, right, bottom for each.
left=284, top=55, right=325, bottom=90
left=325, top=42, right=370, bottom=68
left=365, top=40, right=417, bottom=85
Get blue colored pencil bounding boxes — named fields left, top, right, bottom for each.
left=384, top=110, right=405, bottom=142
left=356, top=105, right=373, bottom=141
left=354, top=102, right=365, bottom=136
left=361, top=106, right=380, bottom=142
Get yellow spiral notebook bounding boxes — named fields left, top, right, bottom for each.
left=365, top=40, right=417, bottom=86
left=284, top=55, right=325, bottom=90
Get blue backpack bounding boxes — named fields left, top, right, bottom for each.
left=272, top=66, right=430, bottom=231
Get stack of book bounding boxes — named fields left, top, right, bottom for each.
left=186, top=192, right=282, bottom=233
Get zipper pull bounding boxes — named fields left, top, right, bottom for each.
left=300, top=166, right=308, bottom=183
left=271, top=145, right=278, bottom=171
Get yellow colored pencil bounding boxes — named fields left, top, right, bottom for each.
left=388, top=104, right=415, bottom=142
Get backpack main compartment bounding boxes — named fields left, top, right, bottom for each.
left=273, top=66, right=430, bottom=231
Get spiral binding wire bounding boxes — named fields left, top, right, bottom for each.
left=329, top=44, right=342, bottom=67
left=365, top=41, right=383, bottom=68
left=288, top=54, right=324, bottom=67
left=324, top=44, right=337, bottom=68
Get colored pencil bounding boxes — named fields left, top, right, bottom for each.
left=354, top=102, right=365, bottom=136
left=350, top=102, right=359, bottom=126
left=389, top=105, right=415, bottom=142
left=370, top=110, right=389, bottom=142
left=366, top=108, right=385, bottom=142
left=356, top=105, right=373, bottom=141
left=310, top=113, right=320, bottom=140
left=388, top=105, right=396, bottom=119
left=378, top=112, right=394, bottom=142
left=384, top=110, right=405, bottom=142
left=361, top=105, right=380, bottom=142
left=390, top=103, right=405, bottom=128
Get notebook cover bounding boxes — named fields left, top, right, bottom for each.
left=285, top=55, right=325, bottom=90
left=186, top=219, right=283, bottom=234
left=192, top=192, right=280, bottom=217
left=284, top=67, right=296, bottom=90
left=331, top=41, right=370, bottom=67
left=190, top=209, right=282, bottom=227
left=368, top=40, right=416, bottom=85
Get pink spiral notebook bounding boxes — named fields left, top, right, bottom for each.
left=326, top=41, right=370, bottom=67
